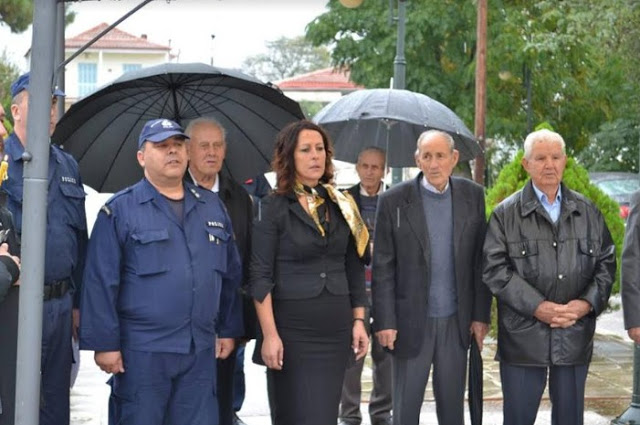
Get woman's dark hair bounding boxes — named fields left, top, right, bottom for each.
left=272, top=120, right=334, bottom=194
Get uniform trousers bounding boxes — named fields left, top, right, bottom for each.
left=233, top=345, right=246, bottom=412
left=40, top=292, right=73, bottom=425
left=109, top=347, right=216, bottom=425
left=340, top=307, right=392, bottom=425
left=217, top=347, right=238, bottom=425
left=392, top=314, right=466, bottom=425
left=500, top=362, right=588, bottom=425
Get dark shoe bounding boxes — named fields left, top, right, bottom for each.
left=338, top=422, right=359, bottom=425
left=232, top=412, right=248, bottom=425
left=371, top=417, right=392, bottom=425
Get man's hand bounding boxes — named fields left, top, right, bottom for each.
left=535, top=299, right=592, bottom=328
left=215, top=338, right=235, bottom=359
left=375, top=329, right=398, bottom=350
left=352, top=320, right=369, bottom=361
left=628, top=327, right=640, bottom=344
left=470, top=321, right=489, bottom=351
left=534, top=301, right=569, bottom=326
left=565, top=299, right=592, bottom=320
left=261, top=334, right=284, bottom=370
left=94, top=351, right=124, bottom=374
left=72, top=309, right=80, bottom=341
left=0, top=243, right=19, bottom=268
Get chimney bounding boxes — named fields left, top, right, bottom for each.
left=141, top=34, right=147, bottom=40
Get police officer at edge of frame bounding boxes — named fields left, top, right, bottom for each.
left=79, top=118, right=243, bottom=425
left=3, top=73, right=88, bottom=425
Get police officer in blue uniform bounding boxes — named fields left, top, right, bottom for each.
left=3, top=73, right=88, bottom=425
left=80, top=118, right=243, bottom=425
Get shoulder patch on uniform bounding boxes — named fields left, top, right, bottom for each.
left=100, top=205, right=112, bottom=216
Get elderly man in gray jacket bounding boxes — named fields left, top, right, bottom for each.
left=373, top=130, right=491, bottom=425
left=483, top=129, right=616, bottom=425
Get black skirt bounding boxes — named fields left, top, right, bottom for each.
left=267, top=289, right=352, bottom=425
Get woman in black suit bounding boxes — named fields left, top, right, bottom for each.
left=250, top=120, right=369, bottom=425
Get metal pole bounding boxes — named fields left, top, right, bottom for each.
left=392, top=0, right=406, bottom=91
left=55, top=0, right=65, bottom=120
left=14, top=0, right=56, bottom=423
left=472, top=0, right=487, bottom=186
left=611, top=343, right=640, bottom=424
left=391, top=0, right=406, bottom=185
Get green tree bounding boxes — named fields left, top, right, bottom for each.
left=576, top=119, right=640, bottom=172
left=0, top=50, right=21, bottom=118
left=241, top=36, right=331, bottom=83
left=1, top=1, right=75, bottom=33
left=0, top=0, right=32, bottom=33
left=299, top=100, right=327, bottom=120
left=306, top=0, right=639, bottom=155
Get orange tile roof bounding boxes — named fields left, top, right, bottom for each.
left=275, top=68, right=363, bottom=91
left=66, top=23, right=171, bottom=51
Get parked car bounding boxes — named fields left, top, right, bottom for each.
left=589, top=172, right=640, bottom=220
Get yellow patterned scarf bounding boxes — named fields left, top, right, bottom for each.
left=293, top=181, right=369, bottom=257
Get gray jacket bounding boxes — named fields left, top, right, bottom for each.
left=483, top=181, right=616, bottom=366
left=372, top=174, right=491, bottom=358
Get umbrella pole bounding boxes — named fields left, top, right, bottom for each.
left=384, top=120, right=392, bottom=188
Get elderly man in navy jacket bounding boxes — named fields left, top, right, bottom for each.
left=80, top=118, right=243, bottom=425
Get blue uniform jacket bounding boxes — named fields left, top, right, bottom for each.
left=79, top=179, right=243, bottom=354
left=3, top=133, right=88, bottom=306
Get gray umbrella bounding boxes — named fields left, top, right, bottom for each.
left=53, top=62, right=304, bottom=192
left=313, top=88, right=481, bottom=165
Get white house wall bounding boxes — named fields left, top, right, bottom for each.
left=63, top=50, right=170, bottom=100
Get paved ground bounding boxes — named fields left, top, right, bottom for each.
left=70, top=297, right=635, bottom=424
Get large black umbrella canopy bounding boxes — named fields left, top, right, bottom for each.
left=53, top=62, right=304, bottom=192
left=313, top=88, right=481, bottom=166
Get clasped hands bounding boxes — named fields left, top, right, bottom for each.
left=534, top=299, right=592, bottom=328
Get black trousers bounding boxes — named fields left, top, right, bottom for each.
left=500, top=362, right=589, bottom=425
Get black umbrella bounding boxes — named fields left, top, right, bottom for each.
left=468, top=338, right=483, bottom=425
left=53, top=62, right=304, bottom=192
left=313, top=88, right=481, bottom=166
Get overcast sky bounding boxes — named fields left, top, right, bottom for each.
left=1, top=0, right=329, bottom=72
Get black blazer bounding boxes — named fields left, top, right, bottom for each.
left=250, top=191, right=366, bottom=307
left=371, top=174, right=491, bottom=358
left=184, top=171, right=256, bottom=339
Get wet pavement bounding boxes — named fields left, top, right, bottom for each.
left=70, top=306, right=636, bottom=425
